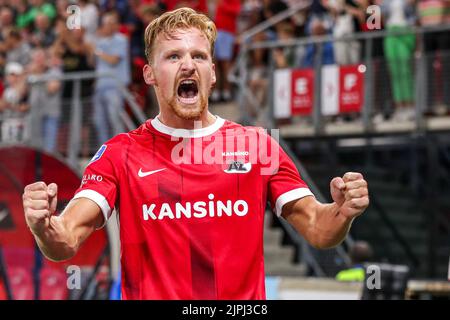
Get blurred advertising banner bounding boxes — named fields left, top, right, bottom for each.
left=291, top=69, right=314, bottom=116
left=0, top=146, right=109, bottom=300
left=338, top=65, right=365, bottom=114
left=274, top=64, right=364, bottom=118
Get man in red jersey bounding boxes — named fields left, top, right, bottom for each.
left=22, top=8, right=369, bottom=299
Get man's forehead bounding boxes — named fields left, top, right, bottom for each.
left=155, top=28, right=210, bottom=50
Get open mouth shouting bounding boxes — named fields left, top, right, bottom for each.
left=177, top=79, right=199, bottom=105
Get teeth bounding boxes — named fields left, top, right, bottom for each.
left=181, top=80, right=195, bottom=85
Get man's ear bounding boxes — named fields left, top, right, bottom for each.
left=211, top=63, right=216, bottom=87
left=143, top=64, right=156, bottom=85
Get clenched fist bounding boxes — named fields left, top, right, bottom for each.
left=23, top=182, right=58, bottom=236
left=330, top=172, right=369, bottom=219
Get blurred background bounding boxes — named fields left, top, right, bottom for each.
left=0, top=0, right=449, bottom=300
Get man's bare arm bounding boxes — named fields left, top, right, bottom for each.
left=23, top=182, right=104, bottom=262
left=95, top=50, right=121, bottom=65
left=282, top=172, right=369, bottom=249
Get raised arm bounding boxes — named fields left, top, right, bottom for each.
left=23, top=182, right=104, bottom=261
left=281, top=172, right=369, bottom=249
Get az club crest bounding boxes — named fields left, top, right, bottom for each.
left=224, top=161, right=252, bottom=174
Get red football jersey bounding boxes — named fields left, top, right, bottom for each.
left=73, top=116, right=313, bottom=299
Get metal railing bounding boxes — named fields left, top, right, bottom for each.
left=230, top=0, right=313, bottom=126
left=24, top=71, right=147, bottom=169
left=232, top=23, right=450, bottom=135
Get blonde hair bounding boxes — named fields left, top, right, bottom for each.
left=144, top=7, right=217, bottom=64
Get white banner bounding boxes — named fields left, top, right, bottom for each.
left=273, top=69, right=292, bottom=119
left=321, top=65, right=339, bottom=116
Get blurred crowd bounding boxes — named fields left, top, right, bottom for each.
left=0, top=0, right=449, bottom=153
left=0, top=0, right=162, bottom=152
left=241, top=0, right=450, bottom=122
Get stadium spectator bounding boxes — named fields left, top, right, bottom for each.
left=121, top=1, right=157, bottom=118
left=447, top=0, right=450, bottom=24
left=240, top=2, right=271, bottom=117
left=417, top=0, right=450, bottom=115
left=301, top=16, right=335, bottom=67
left=239, top=0, right=296, bottom=118
left=16, top=0, right=56, bottom=29
left=211, top=0, right=241, bottom=103
left=98, top=0, right=129, bottom=17
left=324, top=0, right=364, bottom=65
left=0, top=6, right=15, bottom=40
left=1, top=28, right=31, bottom=67
left=56, top=0, right=98, bottom=46
left=307, top=0, right=334, bottom=25
left=92, top=10, right=130, bottom=146
left=381, top=0, right=417, bottom=121
left=356, top=0, right=391, bottom=124
left=52, top=21, right=94, bottom=97
left=79, top=0, right=100, bottom=44
left=161, top=0, right=208, bottom=13
left=27, top=48, right=63, bottom=153
left=273, top=21, right=300, bottom=69
left=0, top=7, right=15, bottom=73
left=139, top=4, right=164, bottom=118
left=140, top=2, right=164, bottom=26
left=336, top=240, right=374, bottom=281
left=22, top=8, right=369, bottom=300
left=122, top=0, right=148, bottom=60
left=29, top=13, right=56, bottom=48
left=0, top=62, right=29, bottom=143
left=52, top=22, right=94, bottom=156
left=13, top=0, right=32, bottom=30
left=55, top=0, right=75, bottom=22
left=262, top=0, right=290, bottom=41
left=299, top=0, right=335, bottom=68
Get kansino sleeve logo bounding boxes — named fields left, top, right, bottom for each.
left=89, top=144, right=108, bottom=164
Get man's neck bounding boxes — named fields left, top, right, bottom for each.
left=157, top=111, right=216, bottom=130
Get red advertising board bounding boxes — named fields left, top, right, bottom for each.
left=339, top=65, right=364, bottom=113
left=291, top=69, right=314, bottom=116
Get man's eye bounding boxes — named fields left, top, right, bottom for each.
left=193, top=54, right=206, bottom=60
left=168, top=54, right=179, bottom=60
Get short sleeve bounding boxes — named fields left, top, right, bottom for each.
left=110, top=35, right=128, bottom=59
left=71, top=143, right=120, bottom=228
left=267, top=138, right=314, bottom=217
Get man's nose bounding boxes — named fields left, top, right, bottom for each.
left=180, top=55, right=195, bottom=73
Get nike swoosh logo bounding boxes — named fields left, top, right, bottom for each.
left=138, top=168, right=166, bottom=177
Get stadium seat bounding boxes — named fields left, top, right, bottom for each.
left=7, top=266, right=34, bottom=300
left=39, top=267, right=68, bottom=300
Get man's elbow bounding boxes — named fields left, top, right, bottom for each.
left=38, top=241, right=79, bottom=262
left=306, top=232, right=344, bottom=250
left=309, top=239, right=342, bottom=250
left=44, top=252, right=74, bottom=262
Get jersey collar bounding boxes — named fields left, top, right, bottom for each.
left=151, top=115, right=225, bottom=138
